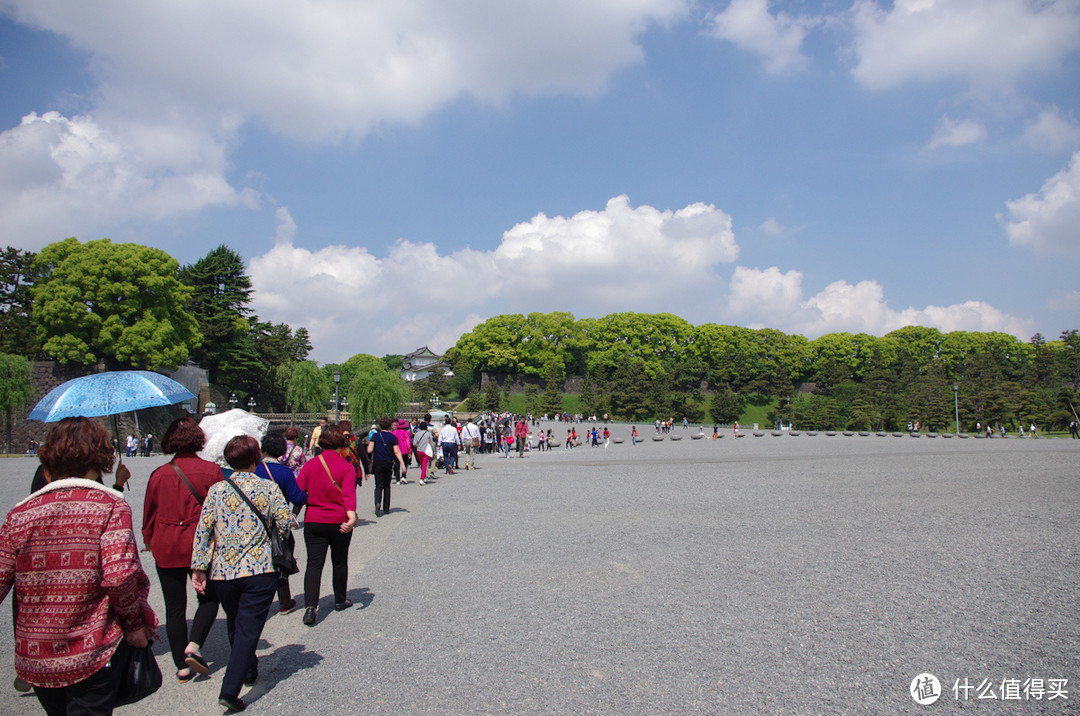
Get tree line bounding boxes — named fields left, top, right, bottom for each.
left=450, top=312, right=1080, bottom=432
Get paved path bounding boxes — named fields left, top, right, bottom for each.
left=0, top=429, right=1077, bottom=714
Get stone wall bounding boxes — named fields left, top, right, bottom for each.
left=479, top=372, right=583, bottom=393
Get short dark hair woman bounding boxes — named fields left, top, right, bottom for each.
left=367, top=416, right=407, bottom=517
left=191, top=435, right=293, bottom=712
left=296, top=425, right=359, bottom=626
left=0, top=417, right=158, bottom=715
left=142, top=416, right=224, bottom=682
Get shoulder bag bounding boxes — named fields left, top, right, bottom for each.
left=224, top=478, right=299, bottom=576
left=169, top=461, right=204, bottom=503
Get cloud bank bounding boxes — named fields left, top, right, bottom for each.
left=1001, top=150, right=1080, bottom=254
left=251, top=198, right=1031, bottom=361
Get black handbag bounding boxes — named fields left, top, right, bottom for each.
left=113, top=641, right=163, bottom=706
left=224, top=478, right=299, bottom=576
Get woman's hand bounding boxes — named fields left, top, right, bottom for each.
left=191, top=569, right=207, bottom=595
left=340, top=511, right=358, bottom=534
left=113, top=463, right=132, bottom=490
left=123, top=624, right=154, bottom=648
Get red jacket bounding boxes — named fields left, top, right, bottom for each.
left=0, top=479, right=157, bottom=688
left=297, top=450, right=357, bottom=524
left=142, top=453, right=225, bottom=568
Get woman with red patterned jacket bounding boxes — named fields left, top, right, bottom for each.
left=0, top=417, right=158, bottom=715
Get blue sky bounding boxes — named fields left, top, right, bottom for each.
left=1, top=0, right=1078, bottom=363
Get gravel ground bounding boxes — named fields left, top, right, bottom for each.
left=0, top=427, right=1077, bottom=715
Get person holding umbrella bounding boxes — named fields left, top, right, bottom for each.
left=0, top=417, right=158, bottom=714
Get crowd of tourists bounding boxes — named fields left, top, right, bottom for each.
left=0, top=406, right=663, bottom=715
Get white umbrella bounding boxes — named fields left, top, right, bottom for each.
left=198, top=408, right=269, bottom=468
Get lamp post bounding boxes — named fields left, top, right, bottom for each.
left=247, top=397, right=256, bottom=413
left=953, top=383, right=959, bottom=435
left=229, top=393, right=238, bottom=410
left=340, top=395, right=348, bottom=418
left=333, top=371, right=341, bottom=423
left=430, top=392, right=441, bottom=410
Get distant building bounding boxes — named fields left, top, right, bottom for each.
left=400, top=346, right=453, bottom=381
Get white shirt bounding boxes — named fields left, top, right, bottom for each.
left=461, top=423, right=481, bottom=441
left=438, top=424, right=461, bottom=446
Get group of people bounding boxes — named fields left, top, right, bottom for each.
left=124, top=433, right=154, bottom=457
left=0, top=412, right=394, bottom=714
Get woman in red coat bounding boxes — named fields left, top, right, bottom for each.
left=142, top=417, right=224, bottom=682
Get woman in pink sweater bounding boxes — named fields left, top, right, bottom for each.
left=295, top=425, right=358, bottom=626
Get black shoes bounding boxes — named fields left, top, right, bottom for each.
left=184, top=653, right=209, bottom=675
left=302, top=607, right=316, bottom=626
left=278, top=598, right=296, bottom=614
left=334, top=599, right=353, bottom=611
left=219, top=694, right=246, bottom=712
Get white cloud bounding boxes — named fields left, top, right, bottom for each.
left=1047, top=290, right=1080, bottom=312
left=250, top=195, right=738, bottom=360
left=0, top=111, right=258, bottom=248
left=850, top=0, right=1080, bottom=92
left=759, top=217, right=783, bottom=235
left=709, top=0, right=818, bottom=74
left=4, top=0, right=689, bottom=143
left=926, top=117, right=987, bottom=150
left=1022, top=106, right=1080, bottom=153
left=1000, top=151, right=1080, bottom=253
left=727, top=266, right=1032, bottom=338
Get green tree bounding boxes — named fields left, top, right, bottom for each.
left=522, top=384, right=540, bottom=415
left=346, top=359, right=410, bottom=424
left=0, top=353, right=33, bottom=453
left=32, top=238, right=199, bottom=369
left=280, top=360, right=329, bottom=420
left=608, top=358, right=654, bottom=420
left=180, top=245, right=259, bottom=387
left=0, top=247, right=39, bottom=358
left=482, top=379, right=503, bottom=411
left=709, top=384, right=744, bottom=423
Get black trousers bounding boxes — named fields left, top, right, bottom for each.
left=34, top=657, right=122, bottom=716
left=372, top=460, right=393, bottom=511
left=156, top=565, right=220, bottom=670
left=212, top=572, right=278, bottom=699
left=303, top=521, right=353, bottom=607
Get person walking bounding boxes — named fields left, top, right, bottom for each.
left=0, top=417, right=158, bottom=716
left=391, top=419, right=412, bottom=484
left=143, top=416, right=223, bottom=683
left=461, top=417, right=481, bottom=469
left=514, top=417, right=529, bottom=457
left=438, top=419, right=461, bottom=474
left=367, top=417, right=407, bottom=515
left=191, top=435, right=293, bottom=713
left=412, top=420, right=435, bottom=484
left=281, top=426, right=306, bottom=476
left=632, top=426, right=638, bottom=446
left=254, top=433, right=307, bottom=615
left=295, top=426, right=359, bottom=625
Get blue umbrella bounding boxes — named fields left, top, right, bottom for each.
left=28, top=370, right=196, bottom=422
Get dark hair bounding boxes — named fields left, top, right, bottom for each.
left=338, top=420, right=352, bottom=433
left=39, top=417, right=115, bottom=479
left=284, top=426, right=299, bottom=441
left=261, top=432, right=286, bottom=458
left=223, top=435, right=261, bottom=470
left=161, top=416, right=205, bottom=454
left=377, top=416, right=393, bottom=430
left=318, top=425, right=349, bottom=450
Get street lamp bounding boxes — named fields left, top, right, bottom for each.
left=340, top=395, right=348, bottom=416
left=430, top=392, right=441, bottom=409
left=229, top=393, right=238, bottom=410
left=247, top=397, right=256, bottom=412
left=953, top=384, right=959, bottom=435
left=333, top=371, right=342, bottom=422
